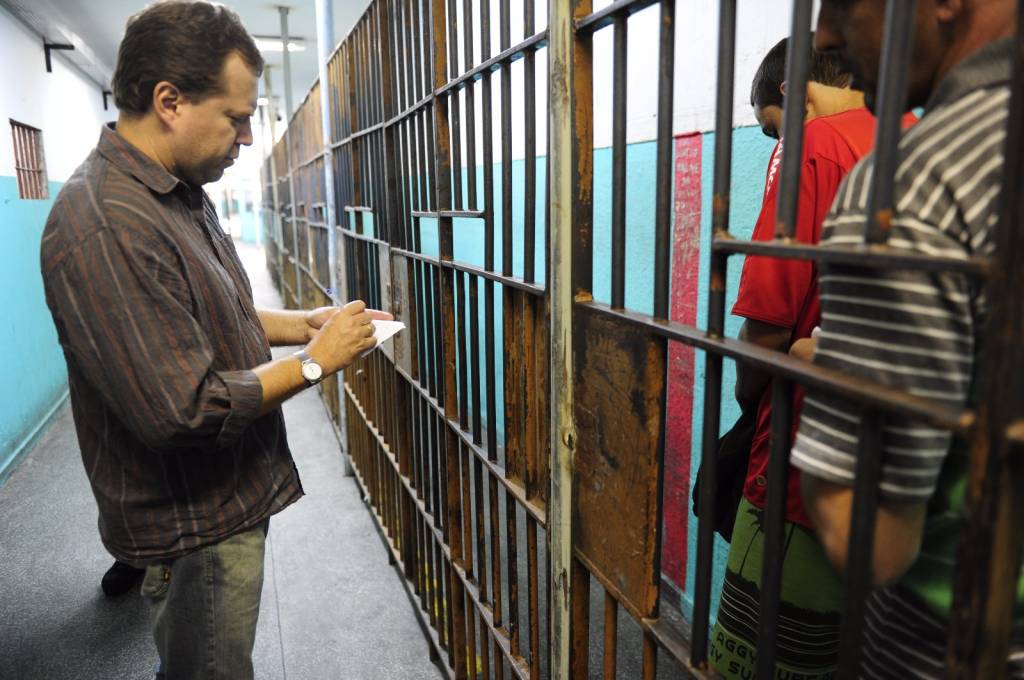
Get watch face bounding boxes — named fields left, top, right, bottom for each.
left=302, top=361, right=323, bottom=382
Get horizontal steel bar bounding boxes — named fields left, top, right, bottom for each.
left=339, top=227, right=389, bottom=247
left=391, top=247, right=546, bottom=295
left=578, top=300, right=975, bottom=433
left=435, top=30, right=549, bottom=98
left=391, top=363, right=547, bottom=525
left=713, top=233, right=991, bottom=278
left=574, top=550, right=713, bottom=677
left=330, top=93, right=433, bottom=152
left=301, top=270, right=332, bottom=299
left=295, top=150, right=328, bottom=171
left=641, top=616, right=716, bottom=680
left=575, top=0, right=660, bottom=35
left=344, top=205, right=374, bottom=212
left=410, top=210, right=485, bottom=219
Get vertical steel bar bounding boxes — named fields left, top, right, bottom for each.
left=863, top=0, right=917, bottom=245
left=569, top=558, right=590, bottom=679
left=500, top=0, right=513, bottom=277
left=836, top=410, right=884, bottom=678
left=263, top=70, right=286, bottom=298
left=610, top=13, right=627, bottom=310
left=316, top=0, right=353, bottom=476
left=507, top=489, right=521, bottom=657
left=755, top=378, right=795, bottom=678
left=652, top=0, right=675, bottom=319
left=642, top=633, right=657, bottom=680
left=549, top=0, right=587, bottom=677
left=773, top=0, right=812, bottom=241
left=463, top=0, right=478, bottom=210
left=490, top=473, right=503, bottom=628
left=448, top=0, right=465, bottom=211
left=470, top=276, right=483, bottom=445
left=457, top=273, right=470, bottom=428
left=692, top=0, right=736, bottom=668
left=480, top=0, right=498, bottom=466
left=523, top=0, right=537, bottom=284
left=527, top=518, right=540, bottom=680
left=602, top=592, right=617, bottom=680
left=280, top=6, right=303, bottom=308
left=948, top=4, right=1024, bottom=675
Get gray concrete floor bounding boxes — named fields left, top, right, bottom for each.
left=0, top=241, right=443, bottom=680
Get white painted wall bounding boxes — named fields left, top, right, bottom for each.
left=452, top=0, right=818, bottom=163
left=0, top=4, right=114, bottom=182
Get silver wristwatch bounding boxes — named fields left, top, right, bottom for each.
left=293, top=350, right=324, bottom=386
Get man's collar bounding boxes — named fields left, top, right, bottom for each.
left=925, top=37, right=1014, bottom=112
left=96, top=122, right=182, bottom=195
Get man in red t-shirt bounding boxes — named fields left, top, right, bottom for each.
left=710, top=36, right=915, bottom=680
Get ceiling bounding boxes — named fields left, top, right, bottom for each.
left=36, top=0, right=371, bottom=122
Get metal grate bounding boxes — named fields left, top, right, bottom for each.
left=10, top=120, right=47, bottom=200
left=262, top=1, right=1024, bottom=678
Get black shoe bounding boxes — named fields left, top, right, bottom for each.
left=101, top=560, right=144, bottom=597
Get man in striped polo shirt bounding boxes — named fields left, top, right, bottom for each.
left=41, top=3, right=388, bottom=678
left=790, top=1, right=1023, bottom=677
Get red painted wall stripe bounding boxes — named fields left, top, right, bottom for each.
left=663, top=133, right=703, bottom=590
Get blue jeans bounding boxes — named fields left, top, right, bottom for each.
left=142, top=520, right=269, bottom=680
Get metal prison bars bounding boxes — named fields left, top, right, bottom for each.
left=258, top=0, right=1024, bottom=678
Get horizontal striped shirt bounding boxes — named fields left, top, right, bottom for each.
left=41, top=124, right=302, bottom=563
left=790, top=38, right=1022, bottom=677
left=791, top=40, right=1010, bottom=499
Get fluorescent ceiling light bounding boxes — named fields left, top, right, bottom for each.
left=254, top=38, right=306, bottom=52
left=257, top=97, right=269, bottom=105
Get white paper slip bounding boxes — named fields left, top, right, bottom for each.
left=361, top=320, right=406, bottom=356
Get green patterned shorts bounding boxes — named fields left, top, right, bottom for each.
left=709, top=498, right=843, bottom=680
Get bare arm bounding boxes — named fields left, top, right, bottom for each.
left=256, top=307, right=337, bottom=347
left=253, top=302, right=392, bottom=416
left=735, top=318, right=792, bottom=410
left=800, top=473, right=927, bottom=586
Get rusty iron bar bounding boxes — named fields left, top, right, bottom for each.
left=463, top=0, right=478, bottom=212
left=523, top=0, right=537, bottom=285
left=773, top=0, right=812, bottom=240
left=500, top=0, right=513, bottom=278
left=652, top=0, right=674, bottom=320
left=574, top=0, right=659, bottom=34
left=835, top=409, right=885, bottom=677
left=550, top=0, right=590, bottom=676
left=947, top=0, right=1024, bottom=675
left=610, top=11, right=627, bottom=310
left=863, top=0, right=917, bottom=246
left=436, top=31, right=549, bottom=100
left=579, top=299, right=973, bottom=434
left=691, top=0, right=735, bottom=668
left=712, top=235, right=990, bottom=278
left=603, top=592, right=618, bottom=679
left=755, top=378, right=796, bottom=677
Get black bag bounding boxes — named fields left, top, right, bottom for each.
left=691, top=406, right=757, bottom=543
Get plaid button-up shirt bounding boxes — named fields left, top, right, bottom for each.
left=41, top=124, right=302, bottom=563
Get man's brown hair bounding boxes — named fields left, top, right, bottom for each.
left=112, top=1, right=264, bottom=116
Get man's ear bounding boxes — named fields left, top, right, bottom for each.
left=780, top=80, right=787, bottom=97
left=152, top=81, right=184, bottom=127
left=934, top=0, right=963, bottom=24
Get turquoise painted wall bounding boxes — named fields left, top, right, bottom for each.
left=240, top=209, right=259, bottom=244
left=0, top=176, right=68, bottom=484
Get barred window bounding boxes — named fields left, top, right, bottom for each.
left=10, top=120, right=48, bottom=200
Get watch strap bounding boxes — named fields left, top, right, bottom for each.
left=293, top=350, right=323, bottom=385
